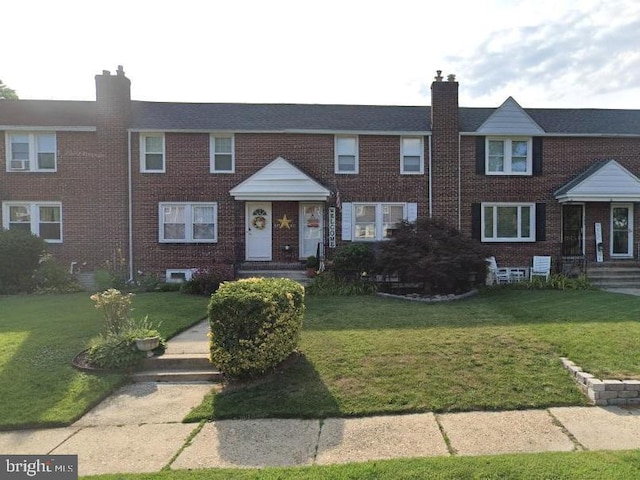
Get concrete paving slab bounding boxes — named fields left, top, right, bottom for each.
left=0, top=427, right=79, bottom=454
left=438, top=409, right=575, bottom=456
left=74, top=382, right=214, bottom=426
left=52, top=423, right=195, bottom=476
left=166, top=320, right=210, bottom=355
left=316, top=413, right=448, bottom=465
left=550, top=406, right=640, bottom=451
left=172, top=419, right=320, bottom=469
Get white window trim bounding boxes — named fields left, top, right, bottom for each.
left=481, top=202, right=535, bottom=242
left=165, top=268, right=198, bottom=283
left=335, top=135, right=359, bottom=174
left=400, top=136, right=424, bottom=174
left=140, top=133, right=166, bottom=173
left=209, top=134, right=235, bottom=173
left=5, top=132, right=57, bottom=172
left=351, top=202, right=408, bottom=241
left=158, top=202, right=218, bottom=243
left=485, top=137, right=532, bottom=175
left=1, top=201, right=63, bottom=243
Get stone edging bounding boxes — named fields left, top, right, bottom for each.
left=376, top=289, right=478, bottom=303
left=561, top=357, right=640, bottom=406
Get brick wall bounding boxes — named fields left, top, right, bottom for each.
left=130, top=132, right=429, bottom=276
left=460, top=136, right=640, bottom=267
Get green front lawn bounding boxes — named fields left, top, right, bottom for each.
left=186, top=289, right=640, bottom=421
left=87, top=450, right=640, bottom=480
left=0, top=292, right=209, bottom=430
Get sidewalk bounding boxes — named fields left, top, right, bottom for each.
left=3, top=321, right=640, bottom=476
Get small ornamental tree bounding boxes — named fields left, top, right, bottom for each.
left=0, top=228, right=47, bottom=293
left=208, top=278, right=305, bottom=379
left=376, top=218, right=488, bottom=295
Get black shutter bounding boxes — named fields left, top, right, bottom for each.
left=535, top=203, right=546, bottom=241
left=532, top=137, right=543, bottom=175
left=476, top=137, right=486, bottom=174
left=471, top=203, right=481, bottom=240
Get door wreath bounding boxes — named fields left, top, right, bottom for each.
left=252, top=216, right=267, bottom=230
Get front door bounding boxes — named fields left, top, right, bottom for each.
left=561, top=204, right=584, bottom=256
left=300, top=203, right=323, bottom=258
left=611, top=203, right=633, bottom=258
left=246, top=202, right=272, bottom=260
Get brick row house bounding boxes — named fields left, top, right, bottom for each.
left=2, top=67, right=640, bottom=285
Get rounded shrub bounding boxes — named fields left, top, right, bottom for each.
left=208, top=277, right=305, bottom=379
left=0, top=228, right=47, bottom=293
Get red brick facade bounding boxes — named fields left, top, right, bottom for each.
left=2, top=68, right=640, bottom=281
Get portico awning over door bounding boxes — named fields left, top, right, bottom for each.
left=230, top=156, right=331, bottom=201
left=554, top=159, right=640, bottom=203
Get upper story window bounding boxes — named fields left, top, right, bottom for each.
left=335, top=135, right=358, bottom=174
left=482, top=203, right=535, bottom=242
left=210, top=134, right=234, bottom=173
left=6, top=132, right=56, bottom=172
left=140, top=133, right=165, bottom=173
left=159, top=202, right=217, bottom=243
left=486, top=137, right=531, bottom=175
left=2, top=201, right=62, bottom=243
left=401, top=137, right=424, bottom=174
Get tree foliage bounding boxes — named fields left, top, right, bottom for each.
left=0, top=79, right=18, bottom=99
left=376, top=218, right=488, bottom=295
left=0, top=229, right=47, bottom=293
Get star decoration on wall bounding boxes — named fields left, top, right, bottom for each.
left=277, top=214, right=293, bottom=229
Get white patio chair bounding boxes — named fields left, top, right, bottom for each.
left=530, top=256, right=552, bottom=281
left=486, top=257, right=511, bottom=285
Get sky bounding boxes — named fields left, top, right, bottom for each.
left=3, top=0, right=640, bottom=109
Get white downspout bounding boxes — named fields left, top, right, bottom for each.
left=127, top=130, right=134, bottom=282
left=428, top=134, right=433, bottom=218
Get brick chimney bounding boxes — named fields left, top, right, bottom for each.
left=95, top=65, right=131, bottom=126
left=93, top=66, right=131, bottom=272
left=430, top=70, right=460, bottom=221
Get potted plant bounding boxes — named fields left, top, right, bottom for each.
left=305, top=255, right=319, bottom=277
left=130, top=316, right=163, bottom=357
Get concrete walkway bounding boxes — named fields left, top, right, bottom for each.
left=3, top=312, right=640, bottom=476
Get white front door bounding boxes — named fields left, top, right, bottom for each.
left=300, top=203, right=323, bottom=258
left=611, top=203, right=633, bottom=258
left=246, top=202, right=272, bottom=261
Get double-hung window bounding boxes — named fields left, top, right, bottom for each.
left=335, top=135, right=358, bottom=174
left=210, top=134, right=234, bottom=173
left=482, top=203, right=535, bottom=242
left=486, top=137, right=531, bottom=175
left=401, top=137, right=424, bottom=174
left=159, top=202, right=217, bottom=243
left=6, top=132, right=56, bottom=172
left=353, top=203, right=407, bottom=241
left=140, top=133, right=165, bottom=172
left=2, top=202, right=62, bottom=242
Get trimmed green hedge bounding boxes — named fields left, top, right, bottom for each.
left=208, top=277, right=305, bottom=379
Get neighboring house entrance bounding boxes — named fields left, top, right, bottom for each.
left=561, top=204, right=584, bottom=256
left=611, top=203, right=633, bottom=258
left=246, top=202, right=272, bottom=260
left=300, top=203, right=323, bottom=258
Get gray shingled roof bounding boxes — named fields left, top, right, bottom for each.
left=460, top=107, right=640, bottom=135
left=0, top=100, right=95, bottom=126
left=2, top=98, right=640, bottom=136
left=553, top=159, right=609, bottom=197
left=130, top=102, right=431, bottom=132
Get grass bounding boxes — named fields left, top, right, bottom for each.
left=185, top=289, right=640, bottom=422
left=0, top=291, right=209, bottom=430
left=85, top=450, right=640, bottom=479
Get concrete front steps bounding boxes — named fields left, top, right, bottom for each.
left=131, top=353, right=223, bottom=383
left=587, top=261, right=640, bottom=289
left=237, top=261, right=311, bottom=285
